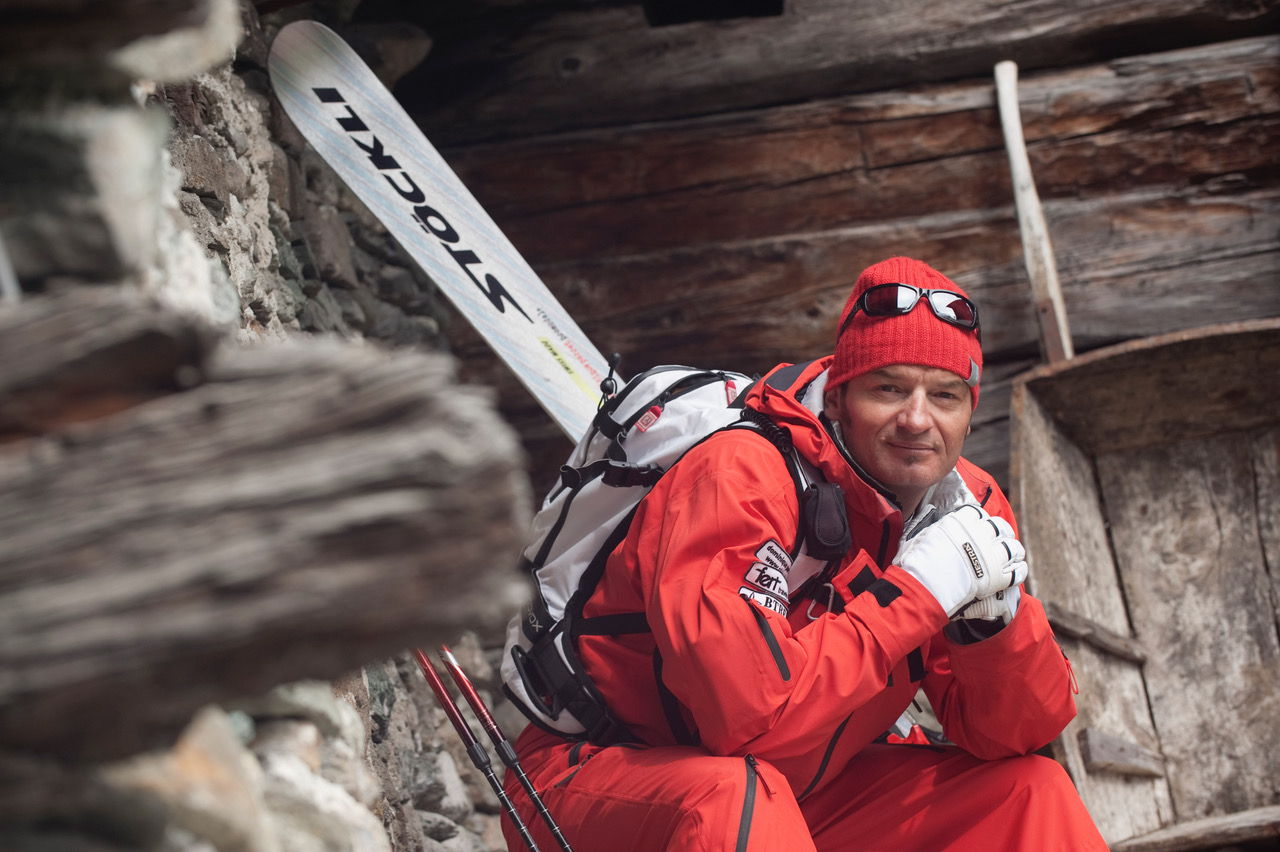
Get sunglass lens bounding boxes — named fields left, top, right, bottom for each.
left=928, top=292, right=976, bottom=327
left=863, top=284, right=918, bottom=316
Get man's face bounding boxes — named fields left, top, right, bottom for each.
left=824, top=364, right=973, bottom=511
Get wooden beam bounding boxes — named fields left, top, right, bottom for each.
left=442, top=36, right=1280, bottom=266
left=1045, top=602, right=1146, bottom=665
left=1112, top=805, right=1280, bottom=851
left=1097, top=426, right=1280, bottom=820
left=0, top=291, right=530, bottom=761
left=449, top=185, right=1280, bottom=381
left=995, top=60, right=1073, bottom=363
left=1079, top=726, right=1164, bottom=778
left=409, top=0, right=1280, bottom=142
left=1020, top=319, right=1280, bottom=455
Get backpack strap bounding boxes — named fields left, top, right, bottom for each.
left=735, top=406, right=852, bottom=588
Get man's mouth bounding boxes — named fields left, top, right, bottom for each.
left=887, top=440, right=933, bottom=452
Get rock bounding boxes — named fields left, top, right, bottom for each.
left=171, top=134, right=250, bottom=211
left=253, top=720, right=324, bottom=773
left=300, top=203, right=358, bottom=289
left=414, top=749, right=474, bottom=824
left=259, top=751, right=390, bottom=852
left=234, top=681, right=366, bottom=756
left=0, top=751, right=169, bottom=848
left=101, top=706, right=276, bottom=852
left=420, top=809, right=462, bottom=842
left=1, top=102, right=169, bottom=285
left=111, top=0, right=241, bottom=84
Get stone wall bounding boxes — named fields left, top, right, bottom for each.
left=1, top=2, right=511, bottom=850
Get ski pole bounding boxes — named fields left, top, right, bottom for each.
left=412, top=648, right=542, bottom=852
left=439, top=646, right=574, bottom=852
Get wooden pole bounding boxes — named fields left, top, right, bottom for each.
left=995, top=60, right=1074, bottom=363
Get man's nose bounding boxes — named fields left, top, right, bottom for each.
left=896, top=391, right=931, bottom=432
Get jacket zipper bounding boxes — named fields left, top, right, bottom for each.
left=797, top=713, right=853, bottom=799
left=743, top=597, right=791, bottom=681
left=736, top=755, right=762, bottom=852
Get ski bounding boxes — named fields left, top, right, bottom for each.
left=268, top=20, right=608, bottom=440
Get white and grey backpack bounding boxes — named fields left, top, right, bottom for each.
left=500, top=364, right=851, bottom=744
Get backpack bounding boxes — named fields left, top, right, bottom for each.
left=500, top=364, right=852, bottom=744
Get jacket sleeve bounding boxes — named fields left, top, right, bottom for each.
left=632, top=431, right=948, bottom=781
left=919, top=482, right=1078, bottom=758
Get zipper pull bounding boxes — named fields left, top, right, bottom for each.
left=1062, top=650, right=1079, bottom=695
left=745, top=754, right=774, bottom=798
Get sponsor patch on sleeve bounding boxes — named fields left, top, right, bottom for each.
left=739, top=586, right=789, bottom=616
left=745, top=562, right=788, bottom=595
left=754, top=540, right=793, bottom=573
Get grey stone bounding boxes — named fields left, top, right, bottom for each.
left=297, top=282, right=350, bottom=334
left=234, top=682, right=366, bottom=755
left=300, top=204, right=358, bottom=289
left=419, top=810, right=461, bottom=842
left=101, top=706, right=276, bottom=852
left=439, top=823, right=491, bottom=852
left=252, top=719, right=324, bottom=773
left=171, top=133, right=249, bottom=212
left=259, top=751, right=390, bottom=852
left=1, top=102, right=169, bottom=284
left=413, top=750, right=473, bottom=824
left=110, top=0, right=241, bottom=84
left=330, top=285, right=368, bottom=330
left=0, top=751, right=168, bottom=847
left=465, top=812, right=506, bottom=852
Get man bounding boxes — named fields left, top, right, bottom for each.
left=503, top=257, right=1106, bottom=850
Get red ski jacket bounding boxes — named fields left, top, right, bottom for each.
left=577, top=357, right=1076, bottom=798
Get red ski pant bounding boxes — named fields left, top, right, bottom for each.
left=501, top=727, right=1107, bottom=851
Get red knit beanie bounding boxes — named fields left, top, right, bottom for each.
left=829, top=257, right=983, bottom=407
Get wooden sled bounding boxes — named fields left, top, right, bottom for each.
left=1009, top=318, right=1280, bottom=850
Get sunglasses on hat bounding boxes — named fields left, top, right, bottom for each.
left=840, top=283, right=981, bottom=341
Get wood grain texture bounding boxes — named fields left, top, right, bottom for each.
left=442, top=36, right=1280, bottom=264
left=1079, top=726, right=1165, bottom=778
left=1053, top=640, right=1175, bottom=844
left=1045, top=601, right=1147, bottom=664
left=1097, top=431, right=1280, bottom=820
left=407, top=1, right=1280, bottom=142
left=1010, top=384, right=1173, bottom=842
left=1020, top=320, right=1280, bottom=455
left=1113, top=804, right=1280, bottom=851
left=0, top=292, right=532, bottom=761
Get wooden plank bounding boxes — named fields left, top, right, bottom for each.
left=996, top=60, right=1074, bottom=363
left=1053, top=640, right=1175, bottom=844
left=1079, top=726, right=1164, bottom=778
left=1112, top=804, right=1280, bottom=852
left=1045, top=601, right=1147, bottom=665
left=1255, top=427, right=1280, bottom=623
left=1010, top=384, right=1173, bottom=843
left=0, top=287, right=217, bottom=439
left=456, top=186, right=1277, bottom=492
left=1022, top=320, right=1280, bottom=455
left=1097, top=432, right=1280, bottom=820
left=463, top=186, right=1279, bottom=392
left=408, top=0, right=1280, bottom=142
left=0, top=292, right=531, bottom=761
left=442, top=36, right=1280, bottom=264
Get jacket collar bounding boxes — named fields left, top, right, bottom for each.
left=747, top=358, right=902, bottom=525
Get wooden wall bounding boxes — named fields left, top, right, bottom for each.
left=398, top=1, right=1280, bottom=487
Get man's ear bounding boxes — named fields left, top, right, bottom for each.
left=822, top=385, right=843, bottom=420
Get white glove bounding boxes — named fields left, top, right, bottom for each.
left=956, top=585, right=1022, bottom=625
left=894, top=504, right=1027, bottom=617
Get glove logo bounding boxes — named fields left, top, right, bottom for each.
left=962, top=541, right=984, bottom=578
